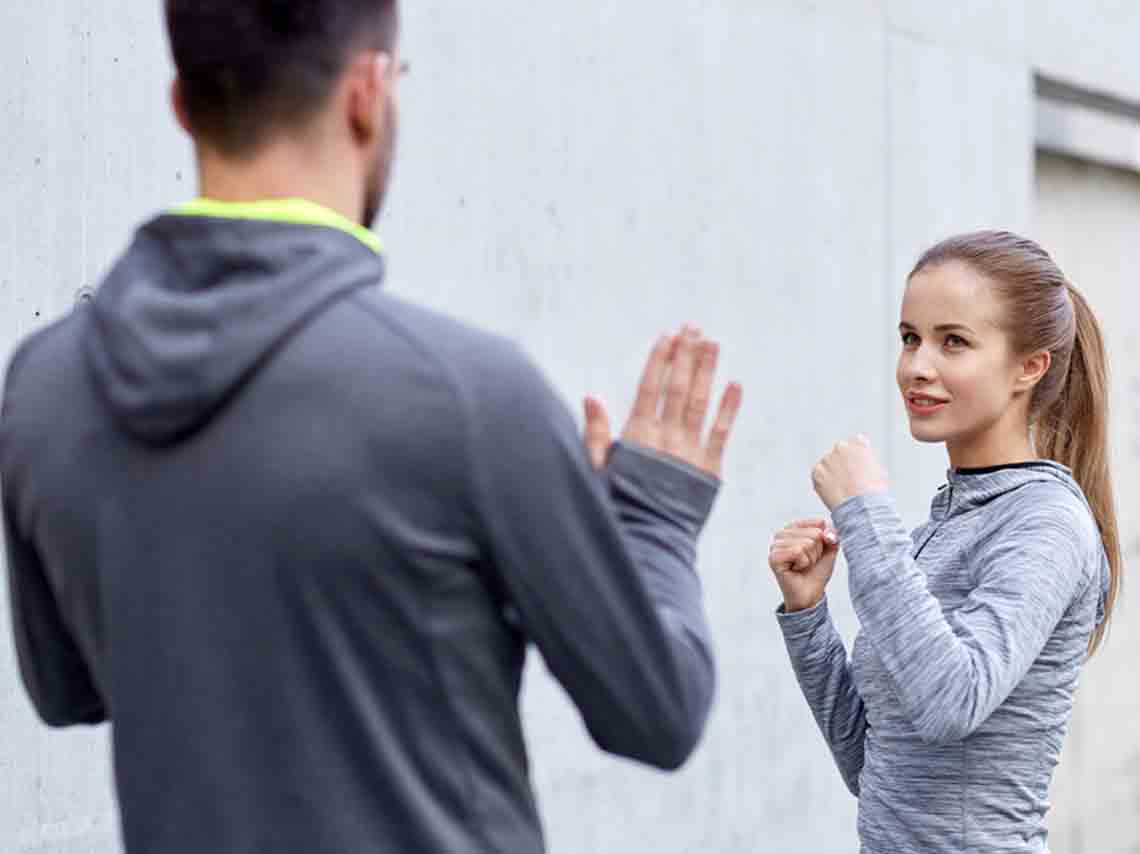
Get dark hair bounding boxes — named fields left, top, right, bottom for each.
left=165, top=0, right=398, bottom=155
left=910, top=230, right=1121, bottom=655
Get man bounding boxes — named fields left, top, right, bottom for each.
left=1, top=1, right=742, bottom=851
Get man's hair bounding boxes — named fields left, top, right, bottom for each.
left=166, top=0, right=397, bottom=155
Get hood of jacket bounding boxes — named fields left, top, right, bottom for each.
left=85, top=198, right=385, bottom=445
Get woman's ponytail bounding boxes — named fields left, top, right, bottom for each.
left=1037, top=284, right=1121, bottom=654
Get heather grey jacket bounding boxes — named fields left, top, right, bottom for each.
left=779, top=462, right=1109, bottom=854
left=1, top=202, right=717, bottom=854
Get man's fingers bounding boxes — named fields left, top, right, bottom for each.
left=705, top=381, right=743, bottom=471
left=682, top=340, right=719, bottom=440
left=662, top=327, right=700, bottom=425
left=583, top=395, right=612, bottom=470
left=630, top=333, right=676, bottom=422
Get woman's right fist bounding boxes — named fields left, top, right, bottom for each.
left=768, top=519, right=840, bottom=613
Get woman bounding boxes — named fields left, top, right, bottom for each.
left=768, top=231, right=1121, bottom=853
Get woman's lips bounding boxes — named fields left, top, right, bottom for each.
left=905, top=393, right=949, bottom=417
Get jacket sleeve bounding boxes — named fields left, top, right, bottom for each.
left=465, top=344, right=717, bottom=770
left=2, top=344, right=106, bottom=728
left=777, top=597, right=867, bottom=795
left=833, top=488, right=1094, bottom=746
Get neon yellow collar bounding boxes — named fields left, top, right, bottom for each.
left=170, top=197, right=383, bottom=255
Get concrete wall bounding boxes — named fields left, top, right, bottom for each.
left=0, top=2, right=1136, bottom=852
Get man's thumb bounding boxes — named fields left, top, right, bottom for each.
left=583, top=395, right=613, bottom=470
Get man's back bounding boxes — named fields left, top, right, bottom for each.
left=2, top=209, right=719, bottom=852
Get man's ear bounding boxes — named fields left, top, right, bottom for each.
left=347, top=52, right=392, bottom=144
left=171, top=77, right=192, bottom=135
left=1015, top=349, right=1052, bottom=394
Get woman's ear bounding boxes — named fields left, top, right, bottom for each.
left=1015, top=349, right=1052, bottom=393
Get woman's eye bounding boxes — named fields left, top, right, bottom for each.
left=946, top=335, right=968, bottom=349
left=901, top=332, right=919, bottom=346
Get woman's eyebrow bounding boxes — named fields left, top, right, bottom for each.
left=898, top=321, right=975, bottom=334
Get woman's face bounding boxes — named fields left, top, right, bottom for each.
left=896, top=261, right=1032, bottom=454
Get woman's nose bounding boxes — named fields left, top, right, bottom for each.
left=900, top=348, right=936, bottom=384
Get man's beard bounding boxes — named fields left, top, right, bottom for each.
left=361, top=99, right=397, bottom=230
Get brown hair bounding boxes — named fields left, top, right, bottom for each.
left=910, top=230, right=1121, bottom=654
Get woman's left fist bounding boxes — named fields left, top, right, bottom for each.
left=812, top=435, right=890, bottom=511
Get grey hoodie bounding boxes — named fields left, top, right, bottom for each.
left=778, top=461, right=1109, bottom=854
left=1, top=205, right=718, bottom=853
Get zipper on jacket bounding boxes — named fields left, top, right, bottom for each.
left=914, top=483, right=954, bottom=560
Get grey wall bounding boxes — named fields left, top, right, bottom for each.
left=1, top=2, right=1136, bottom=852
